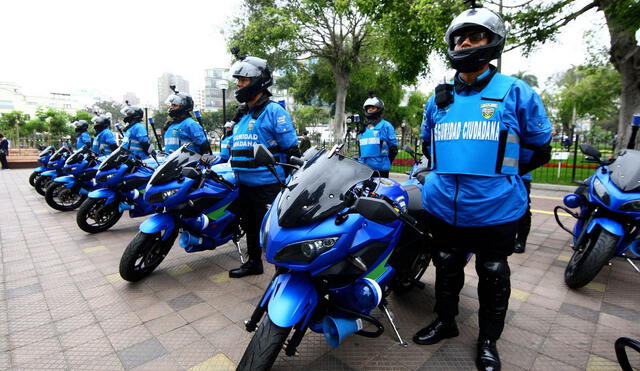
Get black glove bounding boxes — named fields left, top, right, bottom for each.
left=198, top=141, right=212, bottom=155
left=421, top=141, right=431, bottom=161
left=200, top=153, right=219, bottom=166
left=388, top=145, right=398, bottom=164
left=284, top=146, right=302, bottom=175
left=109, top=143, right=118, bottom=151
left=519, top=141, right=551, bottom=175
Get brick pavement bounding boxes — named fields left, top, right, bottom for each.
left=1, top=168, right=639, bottom=370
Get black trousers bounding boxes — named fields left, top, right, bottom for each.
left=228, top=183, right=281, bottom=262
left=0, top=154, right=8, bottom=169
left=516, top=180, right=532, bottom=245
left=426, top=213, right=518, bottom=341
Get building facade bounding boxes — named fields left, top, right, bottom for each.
left=157, top=73, right=190, bottom=108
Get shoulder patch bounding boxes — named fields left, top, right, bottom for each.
left=277, top=115, right=287, bottom=124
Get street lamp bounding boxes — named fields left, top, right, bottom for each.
left=219, top=80, right=229, bottom=123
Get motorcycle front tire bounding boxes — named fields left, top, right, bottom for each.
left=119, top=230, right=176, bottom=282
left=237, top=315, right=292, bottom=371
left=29, top=171, right=39, bottom=187
left=76, top=198, right=123, bottom=233
left=45, top=182, right=86, bottom=211
left=564, top=228, right=618, bottom=289
left=34, top=175, right=52, bottom=196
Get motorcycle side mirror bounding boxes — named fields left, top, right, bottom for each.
left=181, top=167, right=200, bottom=179
left=579, top=143, right=601, bottom=159
left=253, top=143, right=276, bottom=167
left=402, top=145, right=415, bottom=156
left=289, top=156, right=304, bottom=167
left=353, top=197, right=399, bottom=225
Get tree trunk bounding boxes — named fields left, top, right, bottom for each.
left=332, top=65, right=350, bottom=142
left=601, top=0, right=640, bottom=151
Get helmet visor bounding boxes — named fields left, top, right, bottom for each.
left=230, top=60, right=262, bottom=79
left=165, top=94, right=186, bottom=107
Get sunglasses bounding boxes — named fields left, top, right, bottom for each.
left=452, top=31, right=488, bottom=45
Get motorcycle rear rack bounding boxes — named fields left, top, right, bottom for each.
left=554, top=205, right=580, bottom=238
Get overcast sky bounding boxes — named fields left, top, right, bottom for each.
left=0, top=0, right=610, bottom=106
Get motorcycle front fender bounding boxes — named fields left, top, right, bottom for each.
left=41, top=170, right=58, bottom=178
left=88, top=188, right=117, bottom=205
left=139, top=213, right=175, bottom=240
left=34, top=166, right=47, bottom=173
left=586, top=217, right=625, bottom=237
left=53, top=176, right=76, bottom=187
left=266, top=272, right=319, bottom=328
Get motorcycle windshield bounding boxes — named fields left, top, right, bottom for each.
left=609, top=149, right=640, bottom=192
left=39, top=146, right=55, bottom=157
left=98, top=147, right=131, bottom=171
left=277, top=150, right=374, bottom=227
left=49, top=147, right=70, bottom=162
left=148, top=146, right=201, bottom=185
left=66, top=149, right=87, bottom=165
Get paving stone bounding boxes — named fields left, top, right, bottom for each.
left=167, top=292, right=204, bottom=311
left=559, top=302, right=599, bottom=322
left=117, top=337, right=167, bottom=369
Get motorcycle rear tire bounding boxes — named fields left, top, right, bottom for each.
left=29, top=171, right=39, bottom=187
left=34, top=175, right=52, bottom=196
left=45, top=182, right=87, bottom=211
left=119, top=231, right=176, bottom=282
left=564, top=228, right=618, bottom=289
left=237, top=315, right=292, bottom=371
left=77, top=198, right=123, bottom=233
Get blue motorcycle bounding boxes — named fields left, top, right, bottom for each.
left=554, top=144, right=640, bottom=288
left=34, top=145, right=73, bottom=196
left=45, top=145, right=101, bottom=211
left=29, top=145, right=55, bottom=187
left=237, top=142, right=431, bottom=370
left=119, top=145, right=241, bottom=282
left=76, top=146, right=159, bottom=233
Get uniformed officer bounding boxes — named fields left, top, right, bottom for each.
left=73, top=120, right=92, bottom=150
left=219, top=121, right=234, bottom=162
left=413, top=7, right=552, bottom=371
left=357, top=94, right=398, bottom=178
left=227, top=56, right=300, bottom=278
left=90, top=115, right=117, bottom=156
left=120, top=106, right=150, bottom=159
left=163, top=92, right=209, bottom=154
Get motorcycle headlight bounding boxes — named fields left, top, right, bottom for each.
left=161, top=188, right=179, bottom=200
left=97, top=173, right=116, bottom=183
left=620, top=200, right=640, bottom=212
left=592, top=178, right=610, bottom=206
left=274, top=237, right=339, bottom=264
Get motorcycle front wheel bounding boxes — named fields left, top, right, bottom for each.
left=45, top=182, right=86, bottom=211
left=76, top=198, right=123, bottom=233
left=119, top=230, right=177, bottom=282
left=34, top=175, right=52, bottom=196
left=564, top=227, right=618, bottom=289
left=237, top=315, right=292, bottom=371
left=29, top=171, right=39, bottom=187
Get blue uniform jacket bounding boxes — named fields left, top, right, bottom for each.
left=357, top=119, right=398, bottom=172
left=123, top=122, right=149, bottom=158
left=229, top=101, right=298, bottom=186
left=76, top=132, right=92, bottom=150
left=421, top=70, right=551, bottom=227
left=164, top=117, right=207, bottom=153
left=92, top=129, right=116, bottom=155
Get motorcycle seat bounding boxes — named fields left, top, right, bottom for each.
left=402, top=184, right=424, bottom=216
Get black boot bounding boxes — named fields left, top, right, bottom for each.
left=476, top=339, right=501, bottom=371
left=413, top=318, right=459, bottom=345
left=514, top=241, right=525, bottom=254
left=229, top=260, right=263, bottom=278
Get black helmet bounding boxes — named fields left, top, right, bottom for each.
left=121, top=106, right=144, bottom=124
left=91, top=115, right=111, bottom=132
left=165, top=92, right=194, bottom=118
left=231, top=56, right=273, bottom=103
left=74, top=120, right=89, bottom=133
left=445, top=7, right=506, bottom=73
left=363, top=94, right=385, bottom=120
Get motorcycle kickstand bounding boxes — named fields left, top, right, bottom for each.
left=232, top=239, right=246, bottom=264
left=380, top=302, right=408, bottom=347
left=623, top=255, right=640, bottom=273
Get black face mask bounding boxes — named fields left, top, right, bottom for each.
left=75, top=127, right=85, bottom=134
left=235, top=78, right=263, bottom=103
left=168, top=107, right=186, bottom=118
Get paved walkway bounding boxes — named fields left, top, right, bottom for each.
left=0, top=169, right=638, bottom=370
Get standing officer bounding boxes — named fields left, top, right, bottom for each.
left=91, top=115, right=117, bottom=156
left=0, top=134, right=9, bottom=169
left=163, top=91, right=209, bottom=154
left=120, top=106, right=150, bottom=159
left=227, top=56, right=300, bottom=278
left=220, top=121, right=234, bottom=162
left=357, top=93, right=398, bottom=178
left=413, top=6, right=551, bottom=371
left=74, top=120, right=92, bottom=149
